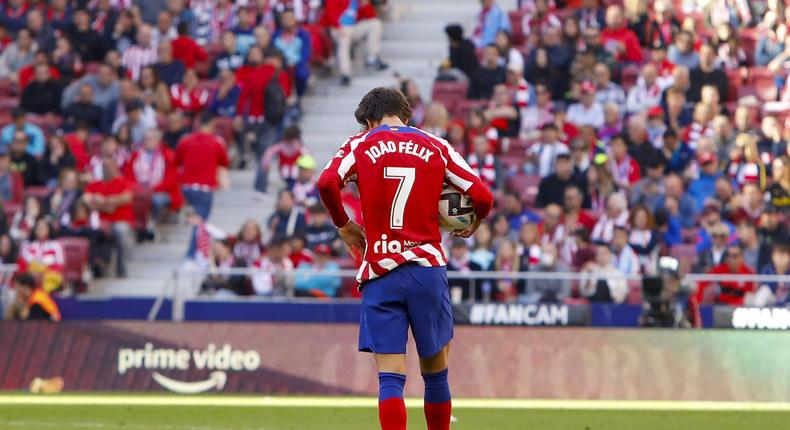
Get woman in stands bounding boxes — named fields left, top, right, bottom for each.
left=170, top=69, right=210, bottom=115
left=138, top=65, right=172, bottom=114
left=628, top=204, right=660, bottom=271
left=587, top=157, right=619, bottom=212
left=494, top=31, right=523, bottom=72
left=17, top=219, right=65, bottom=293
left=420, top=102, right=449, bottom=138
left=232, top=219, right=264, bottom=267
left=39, top=135, right=76, bottom=188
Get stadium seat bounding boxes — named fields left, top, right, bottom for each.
left=506, top=173, right=540, bottom=206
left=508, top=10, right=527, bottom=46
left=25, top=186, right=53, bottom=200
left=670, top=244, right=698, bottom=275
left=57, top=236, right=91, bottom=288
left=0, top=97, right=19, bottom=111
left=211, top=116, right=235, bottom=146
left=0, top=79, right=12, bottom=96
left=431, top=81, right=469, bottom=115
left=749, top=67, right=781, bottom=102
left=453, top=99, right=487, bottom=121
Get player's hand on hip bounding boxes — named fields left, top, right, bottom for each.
left=451, top=217, right=481, bottom=239
left=338, top=220, right=367, bottom=259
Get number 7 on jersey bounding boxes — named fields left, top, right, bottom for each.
left=383, top=166, right=415, bottom=230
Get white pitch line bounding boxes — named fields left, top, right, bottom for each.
left=2, top=395, right=790, bottom=412
left=5, top=421, right=278, bottom=430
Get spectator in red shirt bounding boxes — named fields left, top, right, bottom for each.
left=124, top=128, right=183, bottom=222
left=171, top=22, right=208, bottom=69
left=600, top=5, right=642, bottom=63
left=18, top=50, right=60, bottom=90
left=696, top=244, right=756, bottom=306
left=83, top=158, right=135, bottom=278
left=175, top=113, right=230, bottom=258
left=169, top=69, right=210, bottom=114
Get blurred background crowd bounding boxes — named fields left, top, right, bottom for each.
left=4, top=0, right=790, bottom=316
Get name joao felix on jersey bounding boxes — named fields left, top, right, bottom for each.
left=364, top=140, right=435, bottom=164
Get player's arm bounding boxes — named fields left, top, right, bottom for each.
left=317, top=136, right=366, bottom=258
left=434, top=137, right=494, bottom=238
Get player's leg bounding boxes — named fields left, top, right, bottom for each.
left=374, top=353, right=408, bottom=430
left=359, top=270, right=410, bottom=430
left=404, top=266, right=454, bottom=430
left=420, top=345, right=452, bottom=430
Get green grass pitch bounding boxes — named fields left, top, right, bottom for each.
left=1, top=395, right=789, bottom=430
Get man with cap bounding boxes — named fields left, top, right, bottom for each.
left=0, top=107, right=45, bottom=157
left=695, top=198, right=734, bottom=249
left=567, top=81, right=604, bottom=129
left=758, top=204, right=790, bottom=249
left=111, top=98, right=157, bottom=147
left=294, top=243, right=341, bottom=298
left=9, top=273, right=61, bottom=321
left=689, top=151, right=724, bottom=211
left=630, top=156, right=666, bottom=211
left=291, top=154, right=319, bottom=208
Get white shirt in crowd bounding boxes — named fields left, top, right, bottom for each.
left=567, top=101, right=605, bottom=129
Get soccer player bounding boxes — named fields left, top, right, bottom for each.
left=318, top=88, right=493, bottom=430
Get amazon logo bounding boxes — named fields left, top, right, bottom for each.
left=118, top=343, right=260, bottom=394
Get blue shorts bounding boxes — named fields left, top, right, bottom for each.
left=358, top=264, right=453, bottom=358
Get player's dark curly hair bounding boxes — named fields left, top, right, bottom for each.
left=354, top=87, right=412, bottom=130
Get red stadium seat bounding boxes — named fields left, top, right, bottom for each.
left=508, top=10, right=527, bottom=46
left=25, top=186, right=53, bottom=200
left=453, top=99, right=487, bottom=121
left=431, top=81, right=469, bottom=114
left=506, top=173, right=540, bottom=207
left=0, top=79, right=12, bottom=96
left=0, top=97, right=19, bottom=111
left=57, top=237, right=90, bottom=288
left=211, top=116, right=235, bottom=146
left=670, top=244, right=698, bottom=275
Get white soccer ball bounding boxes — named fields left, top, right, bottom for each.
left=438, top=183, right=476, bottom=231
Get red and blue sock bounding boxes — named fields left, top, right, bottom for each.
left=422, top=368, right=452, bottom=430
left=378, top=372, right=407, bottom=430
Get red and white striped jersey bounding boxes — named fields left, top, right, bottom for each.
left=318, top=125, right=493, bottom=284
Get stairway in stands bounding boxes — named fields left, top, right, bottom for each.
left=93, top=0, right=510, bottom=298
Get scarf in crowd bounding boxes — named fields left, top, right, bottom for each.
left=132, top=149, right=165, bottom=187
left=467, top=153, right=496, bottom=187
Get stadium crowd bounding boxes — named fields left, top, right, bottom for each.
left=6, top=0, right=790, bottom=314
left=0, top=0, right=392, bottom=317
